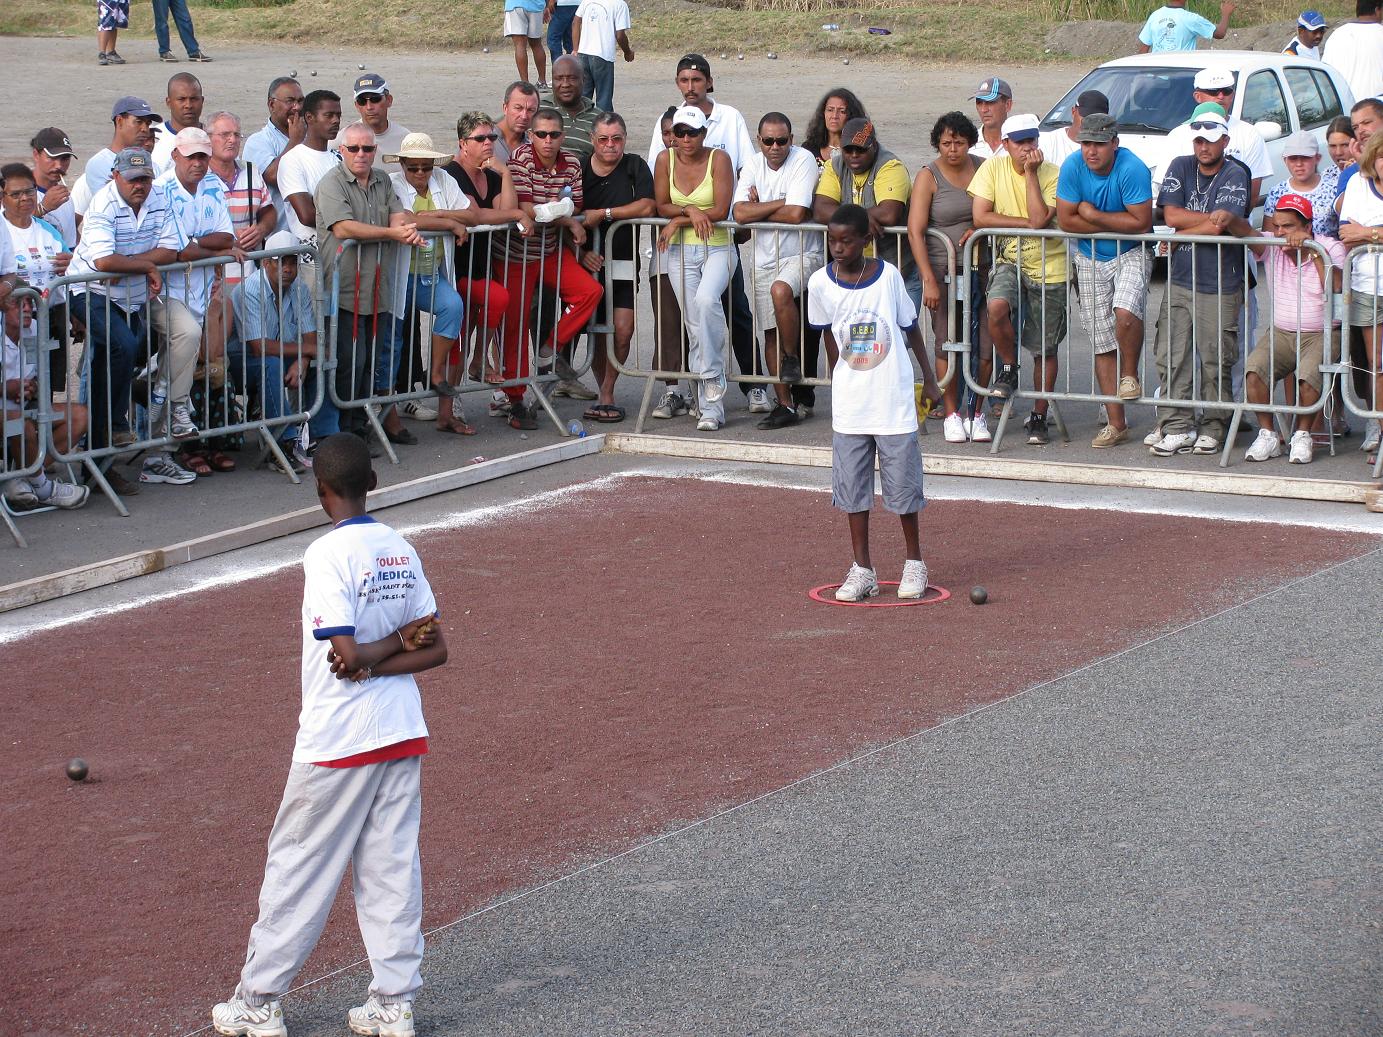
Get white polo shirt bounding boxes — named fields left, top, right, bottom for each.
left=67, top=178, right=171, bottom=310
left=647, top=99, right=755, bottom=173
left=575, top=0, right=630, bottom=62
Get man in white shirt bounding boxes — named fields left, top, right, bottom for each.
left=1040, top=89, right=1108, bottom=170
left=30, top=128, right=79, bottom=249
left=352, top=73, right=411, bottom=169
left=1322, top=0, right=1383, bottom=102
left=244, top=76, right=307, bottom=227
left=732, top=111, right=823, bottom=430
left=82, top=96, right=163, bottom=204
left=1283, top=9, right=1328, bottom=58
left=573, top=0, right=633, bottom=113
left=1153, top=68, right=1272, bottom=205
left=276, top=89, right=343, bottom=254
left=969, top=76, right=1013, bottom=160
left=151, top=72, right=205, bottom=170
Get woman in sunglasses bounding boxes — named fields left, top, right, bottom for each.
left=653, top=105, right=735, bottom=431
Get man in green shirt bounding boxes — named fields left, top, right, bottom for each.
left=551, top=55, right=601, bottom=158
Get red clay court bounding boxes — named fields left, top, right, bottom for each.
left=4, top=472, right=1377, bottom=1036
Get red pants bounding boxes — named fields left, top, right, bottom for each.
left=449, top=277, right=510, bottom=369
left=496, top=250, right=603, bottom=401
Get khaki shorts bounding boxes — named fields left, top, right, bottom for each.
left=1349, top=291, right=1383, bottom=329
left=503, top=8, right=543, bottom=37
left=750, top=254, right=823, bottom=332
left=1246, top=327, right=1325, bottom=392
left=987, top=263, right=1067, bottom=356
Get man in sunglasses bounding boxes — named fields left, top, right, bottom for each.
left=353, top=73, right=412, bottom=170
left=1153, top=68, right=1270, bottom=207
left=278, top=89, right=343, bottom=254
left=733, top=111, right=823, bottom=430
left=315, top=122, right=425, bottom=442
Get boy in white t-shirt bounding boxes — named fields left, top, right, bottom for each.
left=212, top=432, right=447, bottom=1037
left=807, top=204, right=941, bottom=603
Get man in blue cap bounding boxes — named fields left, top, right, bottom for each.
left=1284, top=10, right=1328, bottom=57
left=82, top=97, right=162, bottom=198
left=969, top=76, right=1013, bottom=160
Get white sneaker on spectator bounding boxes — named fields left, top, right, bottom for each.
left=1143, top=427, right=1163, bottom=448
left=170, top=403, right=199, bottom=440
left=347, top=995, right=415, bottom=1036
left=1150, top=431, right=1195, bottom=456
left=141, top=453, right=196, bottom=484
left=965, top=411, right=992, bottom=443
left=703, top=374, right=728, bottom=404
left=746, top=386, right=772, bottom=413
left=1361, top=423, right=1382, bottom=452
left=400, top=389, right=438, bottom=421
left=488, top=390, right=512, bottom=417
left=1244, top=428, right=1282, bottom=462
left=897, top=558, right=929, bottom=599
left=651, top=389, right=690, bottom=419
left=696, top=415, right=721, bottom=431
left=1288, top=429, right=1313, bottom=464
left=835, top=563, right=879, bottom=602
left=211, top=994, right=287, bottom=1036
left=1192, top=433, right=1219, bottom=455
left=292, top=439, right=315, bottom=470
left=43, top=480, right=91, bottom=509
left=942, top=413, right=966, bottom=443
left=3, top=479, right=40, bottom=510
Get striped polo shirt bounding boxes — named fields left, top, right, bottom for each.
left=211, top=160, right=273, bottom=284
left=557, top=97, right=600, bottom=159
left=503, top=142, right=584, bottom=263
left=67, top=179, right=171, bottom=311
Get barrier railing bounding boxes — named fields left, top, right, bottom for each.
left=959, top=227, right=1341, bottom=467
left=2, top=286, right=53, bottom=547
left=601, top=219, right=957, bottom=433
left=1338, top=244, right=1383, bottom=479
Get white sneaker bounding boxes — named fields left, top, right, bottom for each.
left=942, top=413, right=966, bottom=443
left=44, top=480, right=91, bottom=509
left=746, top=386, right=772, bottom=413
left=835, top=563, right=879, bottom=602
left=1244, top=428, right=1282, bottom=462
left=703, top=374, right=728, bottom=404
left=170, top=402, right=199, bottom=440
left=897, top=558, right=929, bottom=600
left=3, top=478, right=40, bottom=510
left=488, top=390, right=512, bottom=417
left=1288, top=429, right=1313, bottom=464
left=1143, top=426, right=1163, bottom=447
left=1362, top=423, right=1382, bottom=452
left=696, top=415, right=721, bottom=431
left=400, top=392, right=438, bottom=422
left=211, top=995, right=287, bottom=1037
left=651, top=389, right=689, bottom=419
left=347, top=995, right=416, bottom=1037
left=965, top=411, right=992, bottom=443
left=140, top=453, right=196, bottom=484
left=1150, top=431, right=1195, bottom=456
left=1192, top=433, right=1220, bottom=455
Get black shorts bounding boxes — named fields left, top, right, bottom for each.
left=608, top=278, right=635, bottom=311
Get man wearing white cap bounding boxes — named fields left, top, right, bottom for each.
left=1321, top=1, right=1383, bottom=103
left=1154, top=70, right=1271, bottom=205
left=970, top=113, right=1067, bottom=447
left=146, top=125, right=235, bottom=484
left=969, top=77, right=1013, bottom=161
left=1283, top=9, right=1328, bottom=58
left=1149, top=108, right=1254, bottom=458
left=353, top=74, right=412, bottom=169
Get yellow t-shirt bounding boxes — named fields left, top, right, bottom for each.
left=816, top=157, right=910, bottom=258
left=968, top=154, right=1065, bottom=284
left=410, top=192, right=438, bottom=275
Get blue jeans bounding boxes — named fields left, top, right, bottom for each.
left=547, top=4, right=576, bottom=61
left=151, top=0, right=201, bottom=55
left=395, top=272, right=466, bottom=389
left=579, top=54, right=615, bottom=113
left=77, top=293, right=142, bottom=451
left=228, top=349, right=337, bottom=444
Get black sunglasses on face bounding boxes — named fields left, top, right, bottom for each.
left=1203, top=87, right=1234, bottom=97
left=532, top=129, right=563, bottom=140
left=672, top=125, right=703, bottom=138
left=356, top=94, right=385, bottom=105
left=842, top=144, right=871, bottom=156
left=466, top=133, right=499, bottom=143
left=760, top=136, right=790, bottom=147
left=342, top=144, right=377, bottom=154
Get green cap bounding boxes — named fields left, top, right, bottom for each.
left=1191, top=101, right=1227, bottom=120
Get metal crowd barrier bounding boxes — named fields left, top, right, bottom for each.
left=28, top=242, right=321, bottom=516
left=960, top=227, right=1341, bottom=467
left=1338, top=244, right=1383, bottom=479
left=601, top=219, right=958, bottom=432
left=1, top=286, right=52, bottom=547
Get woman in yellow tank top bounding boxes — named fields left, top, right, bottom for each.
left=653, top=106, right=737, bottom=431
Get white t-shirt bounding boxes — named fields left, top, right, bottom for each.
left=372, top=122, right=413, bottom=169
left=4, top=215, right=68, bottom=312
left=647, top=100, right=755, bottom=174
left=150, top=123, right=188, bottom=171
left=733, top=146, right=824, bottom=268
left=807, top=259, right=920, bottom=436
left=1039, top=127, right=1081, bottom=169
left=297, top=516, right=438, bottom=764
left=1322, top=21, right=1383, bottom=103
left=155, top=169, right=235, bottom=318
left=1153, top=116, right=1272, bottom=195
left=277, top=143, right=341, bottom=245
left=0, top=218, right=17, bottom=278
left=1340, top=173, right=1383, bottom=295
left=574, top=0, right=630, bottom=62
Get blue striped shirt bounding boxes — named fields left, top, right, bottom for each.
left=67, top=179, right=171, bottom=310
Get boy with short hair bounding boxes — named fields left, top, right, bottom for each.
left=1136, top=0, right=1235, bottom=52
left=212, top=432, right=447, bottom=1037
left=807, top=204, right=942, bottom=602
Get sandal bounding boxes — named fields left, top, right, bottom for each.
left=583, top=403, right=625, bottom=423
left=180, top=451, right=213, bottom=476
left=436, top=419, right=477, bottom=435
left=207, top=450, right=237, bottom=472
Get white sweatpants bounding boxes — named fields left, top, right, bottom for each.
left=237, top=755, right=424, bottom=1007
left=667, top=243, right=738, bottom=425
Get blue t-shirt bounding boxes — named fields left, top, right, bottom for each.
left=1138, top=6, right=1216, bottom=51
left=1056, top=148, right=1154, bottom=260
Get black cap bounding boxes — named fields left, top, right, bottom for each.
left=677, top=53, right=712, bottom=78
left=31, top=127, right=77, bottom=158
left=1075, top=89, right=1110, bottom=116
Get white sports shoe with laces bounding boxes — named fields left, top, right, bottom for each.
left=211, top=995, right=287, bottom=1036
left=897, top=558, right=929, bottom=600
left=1244, top=428, right=1282, bottom=462
left=347, top=995, right=416, bottom=1036
left=835, top=563, right=879, bottom=602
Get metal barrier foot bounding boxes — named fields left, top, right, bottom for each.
left=0, top=497, right=27, bottom=549
left=530, top=383, right=568, bottom=435
left=364, top=405, right=400, bottom=465
left=258, top=427, right=302, bottom=485
left=633, top=377, right=657, bottom=435
left=1049, top=401, right=1070, bottom=443
left=85, top=458, right=132, bottom=518
left=989, top=398, right=1014, bottom=455
left=1218, top=410, right=1243, bottom=470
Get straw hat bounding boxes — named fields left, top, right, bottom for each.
left=385, top=132, right=450, bottom=163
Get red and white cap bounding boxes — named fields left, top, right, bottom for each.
left=1274, top=193, right=1313, bottom=221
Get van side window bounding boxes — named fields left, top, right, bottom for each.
left=1241, top=69, right=1290, bottom=130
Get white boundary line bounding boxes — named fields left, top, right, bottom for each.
left=175, top=542, right=1382, bottom=1037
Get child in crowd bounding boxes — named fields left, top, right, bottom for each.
left=212, top=432, right=447, bottom=1037
left=1243, top=193, right=1344, bottom=465
left=807, top=204, right=941, bottom=602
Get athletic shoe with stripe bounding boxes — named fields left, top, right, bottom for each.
left=348, top=996, right=416, bottom=1037
left=211, top=995, right=287, bottom=1037
left=835, top=563, right=879, bottom=602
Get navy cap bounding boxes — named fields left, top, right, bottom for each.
left=111, top=96, right=161, bottom=121
left=353, top=73, right=389, bottom=98
left=972, top=77, right=1013, bottom=102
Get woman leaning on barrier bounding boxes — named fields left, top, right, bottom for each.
left=1336, top=131, right=1383, bottom=460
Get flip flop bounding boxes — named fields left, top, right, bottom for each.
left=436, top=420, right=477, bottom=436
left=584, top=403, right=625, bottom=423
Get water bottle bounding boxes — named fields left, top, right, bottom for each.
left=567, top=419, right=586, bottom=438
left=821, top=22, right=839, bottom=30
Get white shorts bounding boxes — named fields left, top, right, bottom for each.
left=750, top=253, right=824, bottom=332
left=503, top=8, right=544, bottom=37
left=1073, top=247, right=1150, bottom=355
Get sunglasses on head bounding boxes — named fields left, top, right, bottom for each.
left=760, top=136, right=790, bottom=147
left=342, top=144, right=377, bottom=154
left=672, top=125, right=704, bottom=137
left=466, top=132, right=499, bottom=143
left=356, top=94, right=385, bottom=105
left=531, top=129, right=563, bottom=140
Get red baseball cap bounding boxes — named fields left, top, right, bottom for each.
left=1275, top=193, right=1313, bottom=222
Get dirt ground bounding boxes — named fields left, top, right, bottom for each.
left=0, top=36, right=1093, bottom=177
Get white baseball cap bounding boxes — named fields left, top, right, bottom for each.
left=265, top=230, right=298, bottom=250
left=1193, top=68, right=1236, bottom=92
left=671, top=105, right=708, bottom=132
left=1189, top=110, right=1230, bottom=142
left=1000, top=113, right=1040, bottom=142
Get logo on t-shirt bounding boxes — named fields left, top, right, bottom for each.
left=845, top=314, right=890, bottom=371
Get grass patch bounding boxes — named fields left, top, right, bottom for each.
left=0, top=0, right=1357, bottom=60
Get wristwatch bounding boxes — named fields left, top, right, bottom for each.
left=604, top=207, right=613, bottom=223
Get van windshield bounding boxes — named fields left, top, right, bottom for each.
left=1041, top=66, right=1213, bottom=136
